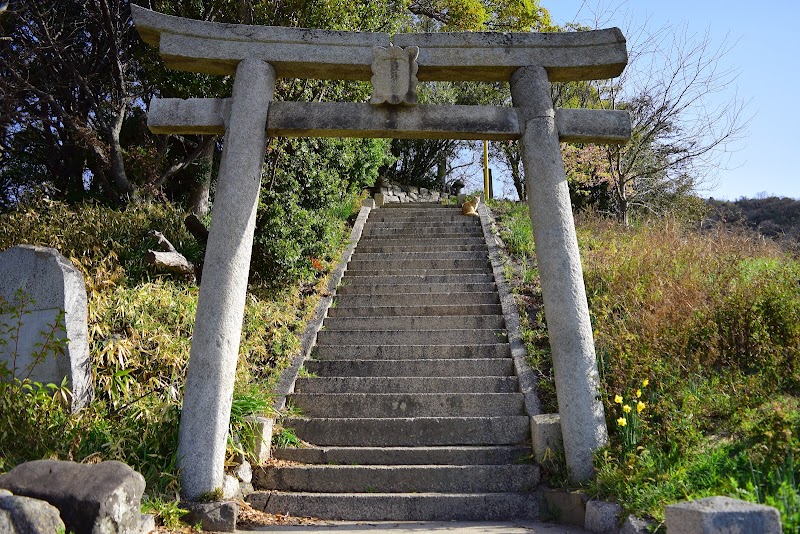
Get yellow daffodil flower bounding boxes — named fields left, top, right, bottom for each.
left=636, top=389, right=642, bottom=398
left=614, top=394, right=623, bottom=404
left=642, top=379, right=649, bottom=387
left=617, top=417, right=627, bottom=427
left=623, top=404, right=632, bottom=413
left=637, top=401, right=646, bottom=413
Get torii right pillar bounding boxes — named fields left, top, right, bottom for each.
left=511, top=65, right=608, bottom=483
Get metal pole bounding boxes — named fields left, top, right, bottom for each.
left=483, top=140, right=490, bottom=199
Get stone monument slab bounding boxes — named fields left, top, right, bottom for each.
left=0, top=245, right=92, bottom=410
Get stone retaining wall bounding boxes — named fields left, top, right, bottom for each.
left=375, top=182, right=451, bottom=204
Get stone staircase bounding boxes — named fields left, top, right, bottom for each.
left=248, top=202, right=542, bottom=520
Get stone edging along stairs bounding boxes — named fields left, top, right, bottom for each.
left=247, top=201, right=545, bottom=521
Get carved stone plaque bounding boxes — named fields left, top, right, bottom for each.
left=370, top=45, right=419, bottom=106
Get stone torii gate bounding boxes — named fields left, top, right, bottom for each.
left=131, top=6, right=631, bottom=499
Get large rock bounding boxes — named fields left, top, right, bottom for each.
left=182, top=501, right=238, bottom=532
left=666, top=496, right=782, bottom=534
left=0, top=245, right=92, bottom=410
left=620, top=514, right=653, bottom=534
left=0, top=460, right=149, bottom=533
left=0, top=492, right=66, bottom=534
left=585, top=500, right=622, bottom=533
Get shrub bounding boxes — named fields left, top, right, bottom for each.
left=488, top=200, right=800, bottom=531
left=0, top=196, right=359, bottom=500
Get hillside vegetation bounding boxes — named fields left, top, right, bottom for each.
left=490, top=199, right=800, bottom=532
left=708, top=196, right=800, bottom=248
left=0, top=197, right=360, bottom=523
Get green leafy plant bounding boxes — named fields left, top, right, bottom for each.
left=0, top=289, right=69, bottom=383
left=298, top=366, right=317, bottom=378
left=0, top=198, right=357, bottom=502
left=195, top=488, right=223, bottom=503
left=488, top=199, right=800, bottom=531
left=610, top=378, right=650, bottom=456
left=272, top=426, right=302, bottom=448
left=141, top=496, right=188, bottom=529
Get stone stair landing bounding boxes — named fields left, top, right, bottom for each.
left=247, top=202, right=542, bottom=521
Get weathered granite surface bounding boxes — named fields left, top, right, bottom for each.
left=0, top=460, right=149, bottom=534
left=510, top=65, right=608, bottom=483
left=585, top=500, right=622, bottom=533
left=0, top=492, right=66, bottom=534
left=666, top=496, right=782, bottom=534
left=370, top=46, right=419, bottom=105
left=149, top=99, right=630, bottom=144
left=545, top=489, right=589, bottom=527
left=132, top=6, right=627, bottom=82
left=375, top=182, right=444, bottom=203
left=619, top=514, right=653, bottom=534
left=0, top=245, right=92, bottom=410
left=183, top=501, right=238, bottom=532
left=530, top=414, right=562, bottom=463
left=176, top=58, right=275, bottom=500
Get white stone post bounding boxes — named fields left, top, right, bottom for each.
left=177, top=58, right=275, bottom=500
left=510, top=65, right=608, bottom=483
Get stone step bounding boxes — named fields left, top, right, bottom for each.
left=327, top=304, right=503, bottom=318
left=356, top=243, right=488, bottom=253
left=311, top=344, right=511, bottom=360
left=343, top=268, right=489, bottom=277
left=341, top=273, right=494, bottom=285
left=362, top=225, right=480, bottom=234
left=333, top=293, right=500, bottom=307
left=357, top=237, right=486, bottom=247
left=323, top=315, right=504, bottom=331
left=288, top=393, right=525, bottom=418
left=367, top=215, right=476, bottom=223
left=380, top=203, right=461, bottom=209
left=293, top=376, right=520, bottom=393
left=361, top=228, right=483, bottom=237
left=341, top=272, right=494, bottom=285
left=283, top=416, right=530, bottom=446
left=336, top=282, right=496, bottom=295
left=304, top=358, right=514, bottom=377
left=316, top=329, right=507, bottom=346
left=350, top=251, right=488, bottom=261
left=364, top=219, right=479, bottom=227
left=363, top=222, right=482, bottom=230
left=271, top=445, right=532, bottom=465
left=247, top=492, right=543, bottom=521
left=253, top=464, right=540, bottom=493
left=346, top=259, right=489, bottom=271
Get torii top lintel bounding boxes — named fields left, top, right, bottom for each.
left=131, top=5, right=627, bottom=83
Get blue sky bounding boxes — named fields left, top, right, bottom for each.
left=544, top=0, right=800, bottom=200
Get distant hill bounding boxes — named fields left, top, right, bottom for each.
left=707, top=196, right=800, bottom=247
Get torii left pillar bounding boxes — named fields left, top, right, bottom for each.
left=177, top=58, right=275, bottom=499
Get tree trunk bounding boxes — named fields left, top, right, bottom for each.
left=188, top=136, right=214, bottom=217
left=436, top=154, right=447, bottom=190
left=146, top=250, right=195, bottom=276
left=146, top=230, right=195, bottom=277
left=108, top=104, right=136, bottom=199
left=511, top=163, right=525, bottom=201
left=616, top=194, right=629, bottom=226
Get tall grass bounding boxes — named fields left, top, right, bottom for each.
left=0, top=198, right=358, bottom=504
left=489, top=200, right=800, bottom=532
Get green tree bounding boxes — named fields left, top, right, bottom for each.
left=0, top=0, right=141, bottom=203
left=390, top=1, right=552, bottom=190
